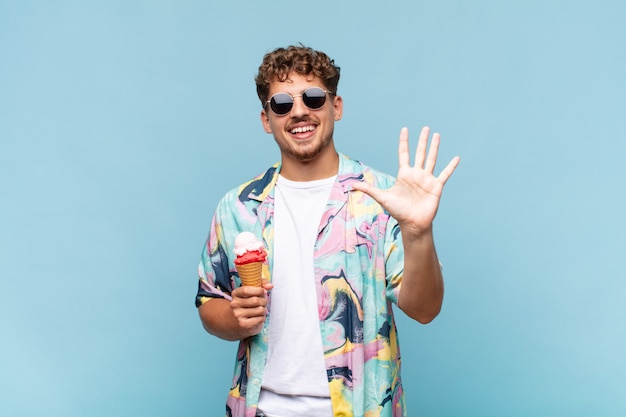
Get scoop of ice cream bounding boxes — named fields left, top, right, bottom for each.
left=234, top=232, right=267, bottom=265
left=234, top=231, right=264, bottom=255
left=234, top=250, right=266, bottom=265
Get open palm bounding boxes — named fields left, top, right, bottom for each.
left=352, top=126, right=460, bottom=237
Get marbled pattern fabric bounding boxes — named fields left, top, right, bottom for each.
left=196, top=153, right=407, bottom=417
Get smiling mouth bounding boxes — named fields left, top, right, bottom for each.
left=290, top=125, right=316, bottom=134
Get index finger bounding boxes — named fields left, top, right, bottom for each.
left=233, top=285, right=266, bottom=298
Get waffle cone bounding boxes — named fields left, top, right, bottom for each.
left=236, top=262, right=263, bottom=287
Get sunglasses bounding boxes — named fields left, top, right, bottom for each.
left=265, top=87, right=334, bottom=116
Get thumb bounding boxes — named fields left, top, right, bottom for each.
left=261, top=279, right=274, bottom=291
left=351, top=181, right=384, bottom=204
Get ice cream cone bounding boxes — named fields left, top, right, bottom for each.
left=236, top=261, right=263, bottom=287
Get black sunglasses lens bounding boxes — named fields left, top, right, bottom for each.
left=270, top=93, right=293, bottom=115
left=303, top=88, right=327, bottom=109
left=269, top=88, right=328, bottom=115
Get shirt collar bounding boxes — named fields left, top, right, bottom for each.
left=246, top=152, right=364, bottom=202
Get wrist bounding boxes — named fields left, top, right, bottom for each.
left=400, top=223, right=434, bottom=242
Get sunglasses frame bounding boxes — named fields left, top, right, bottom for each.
left=265, top=87, right=335, bottom=116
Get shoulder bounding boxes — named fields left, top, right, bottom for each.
left=217, top=163, right=280, bottom=210
left=337, top=152, right=396, bottom=190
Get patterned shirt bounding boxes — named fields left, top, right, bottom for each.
left=196, top=153, right=407, bottom=417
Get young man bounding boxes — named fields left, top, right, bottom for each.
left=196, top=45, right=460, bottom=417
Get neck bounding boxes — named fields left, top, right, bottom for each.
left=279, top=148, right=339, bottom=181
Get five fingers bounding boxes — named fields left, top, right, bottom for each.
left=354, top=125, right=460, bottom=201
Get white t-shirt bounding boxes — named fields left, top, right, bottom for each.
left=256, top=175, right=335, bottom=417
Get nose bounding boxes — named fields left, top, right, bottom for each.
left=289, top=94, right=309, bottom=117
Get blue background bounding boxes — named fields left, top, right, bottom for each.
left=1, top=1, right=625, bottom=416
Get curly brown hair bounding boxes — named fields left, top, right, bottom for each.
left=255, top=45, right=341, bottom=107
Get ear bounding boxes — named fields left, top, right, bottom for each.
left=260, top=109, right=273, bottom=134
left=332, top=95, right=343, bottom=121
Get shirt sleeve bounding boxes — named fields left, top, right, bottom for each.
left=384, top=215, right=404, bottom=305
left=195, top=210, right=234, bottom=307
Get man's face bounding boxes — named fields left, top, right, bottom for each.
left=261, top=73, right=343, bottom=167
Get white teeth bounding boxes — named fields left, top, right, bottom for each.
left=291, top=125, right=315, bottom=134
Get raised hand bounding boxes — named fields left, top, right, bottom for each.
left=352, top=126, right=460, bottom=238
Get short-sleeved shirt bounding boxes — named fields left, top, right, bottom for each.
left=196, top=152, right=407, bottom=417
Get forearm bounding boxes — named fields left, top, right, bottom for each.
left=397, top=228, right=444, bottom=324
left=198, top=298, right=253, bottom=341
left=198, top=285, right=270, bottom=341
